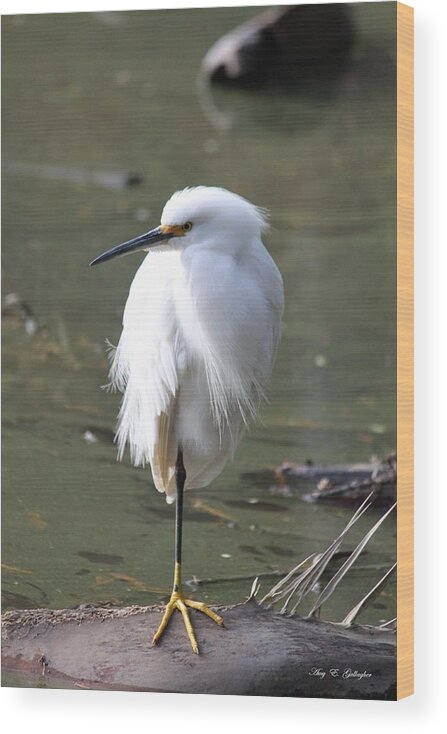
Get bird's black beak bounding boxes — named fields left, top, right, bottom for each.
left=90, top=225, right=172, bottom=266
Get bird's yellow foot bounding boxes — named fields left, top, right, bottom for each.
left=152, top=589, right=224, bottom=654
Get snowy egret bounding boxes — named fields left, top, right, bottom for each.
left=91, top=186, right=284, bottom=653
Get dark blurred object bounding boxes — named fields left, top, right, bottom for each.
left=201, top=4, right=355, bottom=92
left=242, top=454, right=397, bottom=507
left=278, top=453, right=397, bottom=503
left=2, top=161, right=142, bottom=190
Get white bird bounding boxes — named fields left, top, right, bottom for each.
left=91, top=186, right=284, bottom=653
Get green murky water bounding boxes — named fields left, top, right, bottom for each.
left=2, top=5, right=396, bottom=625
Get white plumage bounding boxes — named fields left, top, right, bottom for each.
left=103, top=186, right=284, bottom=503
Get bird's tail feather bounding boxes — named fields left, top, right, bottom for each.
left=151, top=408, right=177, bottom=501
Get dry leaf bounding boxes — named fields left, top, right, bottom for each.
left=26, top=511, right=47, bottom=531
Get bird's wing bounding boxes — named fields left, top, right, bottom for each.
left=254, top=242, right=285, bottom=372
left=182, top=245, right=284, bottom=431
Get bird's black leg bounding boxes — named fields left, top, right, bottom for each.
left=174, top=445, right=186, bottom=589
left=152, top=445, right=225, bottom=654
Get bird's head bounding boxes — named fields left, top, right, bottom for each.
left=90, top=186, right=268, bottom=266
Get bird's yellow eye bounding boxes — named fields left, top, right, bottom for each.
left=183, top=221, right=193, bottom=232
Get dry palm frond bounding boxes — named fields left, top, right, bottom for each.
left=378, top=617, right=397, bottom=631
left=259, top=552, right=319, bottom=608
left=307, top=504, right=396, bottom=618
left=260, top=496, right=396, bottom=625
left=260, top=494, right=374, bottom=612
left=340, top=563, right=397, bottom=627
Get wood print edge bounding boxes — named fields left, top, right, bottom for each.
left=396, top=0, right=414, bottom=701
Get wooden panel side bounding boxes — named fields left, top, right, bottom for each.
left=396, top=0, right=414, bottom=701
